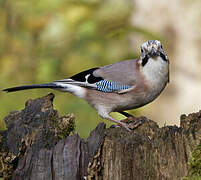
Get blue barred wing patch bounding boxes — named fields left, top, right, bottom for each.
left=96, top=80, right=131, bottom=92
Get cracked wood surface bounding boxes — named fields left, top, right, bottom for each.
left=0, top=93, right=200, bottom=180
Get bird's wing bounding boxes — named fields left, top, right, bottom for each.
left=54, top=59, right=139, bottom=93
left=54, top=67, right=102, bottom=89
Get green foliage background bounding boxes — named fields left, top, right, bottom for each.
left=0, top=0, right=160, bottom=138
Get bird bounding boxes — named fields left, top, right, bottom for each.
left=3, top=40, right=169, bottom=131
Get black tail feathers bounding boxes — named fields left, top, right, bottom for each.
left=3, top=83, right=62, bottom=93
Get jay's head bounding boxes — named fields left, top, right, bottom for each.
left=140, top=40, right=168, bottom=66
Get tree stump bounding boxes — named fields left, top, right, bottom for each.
left=0, top=93, right=200, bottom=180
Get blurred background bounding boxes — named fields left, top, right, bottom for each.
left=0, top=0, right=201, bottom=138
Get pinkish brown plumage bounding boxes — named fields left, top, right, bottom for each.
left=3, top=40, right=169, bottom=131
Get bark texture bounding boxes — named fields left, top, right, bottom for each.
left=0, top=93, right=200, bottom=180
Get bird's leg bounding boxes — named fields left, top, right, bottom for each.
left=118, top=111, right=136, bottom=124
left=128, top=118, right=145, bottom=130
left=118, top=111, right=144, bottom=129
left=118, top=111, right=134, bottom=118
left=98, top=111, right=131, bottom=131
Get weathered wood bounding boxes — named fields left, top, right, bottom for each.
left=0, top=94, right=200, bottom=180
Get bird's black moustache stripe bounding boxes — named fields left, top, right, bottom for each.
left=142, top=55, right=149, bottom=66
left=142, top=52, right=168, bottom=66
left=160, top=52, right=168, bottom=62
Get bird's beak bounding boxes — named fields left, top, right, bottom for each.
left=150, top=47, right=158, bottom=57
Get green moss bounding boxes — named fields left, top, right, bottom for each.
left=183, top=138, right=201, bottom=179
left=183, top=176, right=201, bottom=180
left=189, top=139, right=201, bottom=176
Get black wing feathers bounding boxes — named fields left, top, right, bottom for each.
left=70, top=67, right=103, bottom=84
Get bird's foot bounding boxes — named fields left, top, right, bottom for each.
left=110, top=121, right=132, bottom=132
left=119, top=121, right=132, bottom=131
left=110, top=117, right=145, bottom=131
left=120, top=116, right=135, bottom=123
left=127, top=118, right=145, bottom=130
left=120, top=116, right=147, bottom=130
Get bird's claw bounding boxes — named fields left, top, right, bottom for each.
left=110, top=123, right=132, bottom=132
left=127, top=118, right=145, bottom=130
left=110, top=116, right=149, bottom=132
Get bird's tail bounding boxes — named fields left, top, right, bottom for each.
left=3, top=83, right=63, bottom=93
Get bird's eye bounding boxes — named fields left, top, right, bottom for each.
left=160, top=44, right=163, bottom=49
left=141, top=48, right=144, bottom=53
